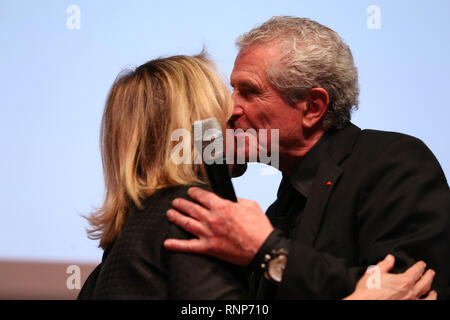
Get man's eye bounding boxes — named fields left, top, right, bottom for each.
left=242, top=88, right=258, bottom=97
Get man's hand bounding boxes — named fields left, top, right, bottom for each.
left=345, top=255, right=437, bottom=300
left=163, top=187, right=274, bottom=266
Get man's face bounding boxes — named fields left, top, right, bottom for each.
left=229, top=44, right=306, bottom=163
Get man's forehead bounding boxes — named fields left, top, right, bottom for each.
left=231, top=44, right=281, bottom=79
left=231, top=60, right=271, bottom=88
left=230, top=69, right=264, bottom=90
left=236, top=43, right=281, bottom=63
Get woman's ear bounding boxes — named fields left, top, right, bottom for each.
left=298, top=88, right=329, bottom=129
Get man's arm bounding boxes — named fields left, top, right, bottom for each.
left=257, top=135, right=449, bottom=299
left=354, top=135, right=450, bottom=296
left=164, top=136, right=449, bottom=298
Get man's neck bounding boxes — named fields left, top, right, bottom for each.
left=278, top=129, right=326, bottom=176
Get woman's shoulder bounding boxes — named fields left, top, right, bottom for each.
left=141, top=183, right=211, bottom=213
left=120, top=183, right=211, bottom=239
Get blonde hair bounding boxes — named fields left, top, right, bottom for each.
left=87, top=53, right=233, bottom=249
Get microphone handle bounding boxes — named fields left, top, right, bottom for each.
left=204, top=161, right=237, bottom=202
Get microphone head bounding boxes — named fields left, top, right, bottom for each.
left=193, top=117, right=224, bottom=164
left=193, top=118, right=238, bottom=202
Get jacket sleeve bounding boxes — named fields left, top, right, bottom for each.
left=277, top=135, right=450, bottom=299
left=356, top=135, right=450, bottom=296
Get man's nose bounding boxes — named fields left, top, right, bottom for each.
left=231, top=105, right=244, bottom=118
left=228, top=105, right=243, bottom=129
left=231, top=92, right=244, bottom=118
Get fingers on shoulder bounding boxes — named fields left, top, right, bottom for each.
left=163, top=238, right=205, bottom=253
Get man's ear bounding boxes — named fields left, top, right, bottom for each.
left=297, top=88, right=329, bottom=129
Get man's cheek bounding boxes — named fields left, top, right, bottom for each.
left=238, top=134, right=259, bottom=163
left=234, top=141, right=248, bottom=163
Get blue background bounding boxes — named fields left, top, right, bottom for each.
left=1, top=0, right=449, bottom=263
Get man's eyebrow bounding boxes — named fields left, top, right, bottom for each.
left=233, top=81, right=259, bottom=90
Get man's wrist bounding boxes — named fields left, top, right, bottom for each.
left=248, top=228, right=290, bottom=278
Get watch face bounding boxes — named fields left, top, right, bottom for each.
left=268, top=255, right=287, bottom=282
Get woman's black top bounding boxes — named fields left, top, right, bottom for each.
left=78, top=185, right=248, bottom=299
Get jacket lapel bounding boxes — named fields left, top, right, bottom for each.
left=296, top=158, right=342, bottom=246
left=294, top=124, right=361, bottom=246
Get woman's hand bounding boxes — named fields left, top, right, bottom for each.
left=344, top=255, right=437, bottom=300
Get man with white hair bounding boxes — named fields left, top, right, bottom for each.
left=164, top=16, right=450, bottom=299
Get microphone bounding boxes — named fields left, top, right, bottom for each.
left=193, top=118, right=237, bottom=202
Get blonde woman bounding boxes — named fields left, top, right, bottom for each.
left=79, top=54, right=435, bottom=299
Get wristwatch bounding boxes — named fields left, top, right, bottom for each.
left=261, top=248, right=288, bottom=283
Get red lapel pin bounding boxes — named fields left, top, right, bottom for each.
left=325, top=180, right=332, bottom=187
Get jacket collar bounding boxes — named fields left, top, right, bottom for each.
left=285, top=123, right=361, bottom=198
left=327, top=122, right=361, bottom=165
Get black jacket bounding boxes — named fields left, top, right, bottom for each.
left=78, top=185, right=248, bottom=299
left=267, top=123, right=450, bottom=299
